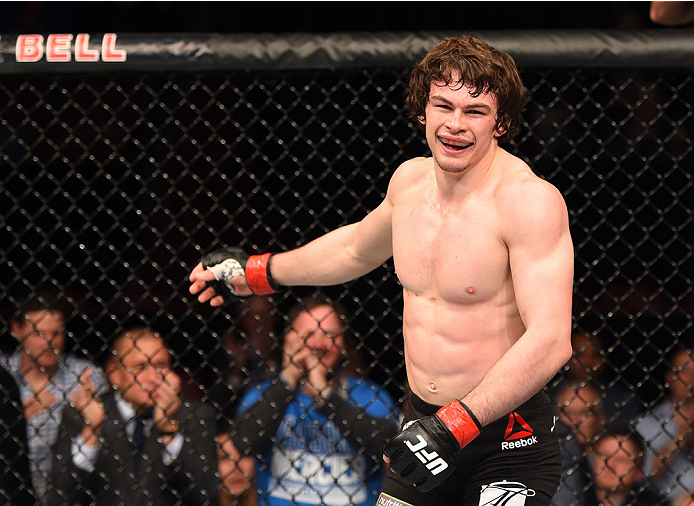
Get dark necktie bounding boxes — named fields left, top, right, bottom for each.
left=132, top=412, right=151, bottom=477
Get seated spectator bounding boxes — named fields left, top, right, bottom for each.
left=590, top=428, right=670, bottom=506
left=233, top=295, right=400, bottom=506
left=48, top=327, right=219, bottom=505
left=202, top=296, right=283, bottom=430
left=0, top=288, right=107, bottom=504
left=0, top=363, right=36, bottom=505
left=217, top=432, right=256, bottom=506
left=234, top=296, right=283, bottom=381
left=551, top=329, right=643, bottom=429
left=557, top=381, right=605, bottom=448
left=636, top=345, right=694, bottom=504
left=552, top=382, right=605, bottom=506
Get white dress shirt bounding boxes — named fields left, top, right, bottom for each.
left=71, top=391, right=183, bottom=472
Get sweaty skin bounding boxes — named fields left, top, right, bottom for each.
left=189, top=80, right=574, bottom=429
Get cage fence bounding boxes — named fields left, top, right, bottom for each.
left=0, top=30, right=692, bottom=506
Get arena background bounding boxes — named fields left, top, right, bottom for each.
left=1, top=2, right=693, bottom=505
left=0, top=2, right=656, bottom=34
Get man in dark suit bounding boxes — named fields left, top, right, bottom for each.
left=0, top=364, right=37, bottom=505
left=48, top=327, right=219, bottom=506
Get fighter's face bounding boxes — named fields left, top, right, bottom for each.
left=422, top=77, right=503, bottom=175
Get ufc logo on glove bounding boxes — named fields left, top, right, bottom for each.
left=404, top=434, right=449, bottom=475
left=383, top=400, right=481, bottom=492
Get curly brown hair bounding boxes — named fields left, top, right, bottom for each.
left=406, top=36, right=527, bottom=143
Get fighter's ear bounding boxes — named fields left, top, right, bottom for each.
left=494, top=124, right=507, bottom=138
left=418, top=115, right=425, bottom=125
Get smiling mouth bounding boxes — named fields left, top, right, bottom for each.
left=438, top=136, right=472, bottom=151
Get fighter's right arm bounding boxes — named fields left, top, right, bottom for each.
left=270, top=195, right=394, bottom=286
left=190, top=167, right=399, bottom=305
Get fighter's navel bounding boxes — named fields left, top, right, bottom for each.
left=428, top=382, right=437, bottom=392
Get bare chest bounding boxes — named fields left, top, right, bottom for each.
left=392, top=199, right=509, bottom=302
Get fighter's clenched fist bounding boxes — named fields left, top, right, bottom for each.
left=189, top=248, right=282, bottom=305
left=383, top=400, right=481, bottom=492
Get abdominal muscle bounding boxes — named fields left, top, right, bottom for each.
left=402, top=290, right=526, bottom=406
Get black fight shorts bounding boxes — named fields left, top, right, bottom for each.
left=378, top=390, right=561, bottom=506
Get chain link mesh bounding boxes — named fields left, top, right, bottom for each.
left=1, top=57, right=692, bottom=505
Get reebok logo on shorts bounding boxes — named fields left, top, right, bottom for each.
left=478, top=480, right=536, bottom=506
left=501, top=412, right=537, bottom=450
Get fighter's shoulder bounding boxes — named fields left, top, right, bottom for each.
left=495, top=158, right=566, bottom=214
left=387, top=157, right=431, bottom=195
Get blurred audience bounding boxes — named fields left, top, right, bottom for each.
left=0, top=288, right=107, bottom=504
left=636, top=346, right=694, bottom=504
left=552, top=329, right=644, bottom=429
left=0, top=363, right=36, bottom=505
left=232, top=296, right=283, bottom=383
left=590, top=428, right=670, bottom=506
left=49, top=327, right=219, bottom=505
left=203, top=297, right=283, bottom=431
left=217, top=432, right=256, bottom=506
left=557, top=382, right=606, bottom=449
left=232, top=295, right=400, bottom=506
left=553, top=382, right=606, bottom=506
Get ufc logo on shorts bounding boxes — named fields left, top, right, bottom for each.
left=404, top=435, right=448, bottom=475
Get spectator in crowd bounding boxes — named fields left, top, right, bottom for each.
left=551, top=329, right=644, bottom=429
left=201, top=296, right=283, bottom=431
left=232, top=295, right=400, bottom=506
left=0, top=363, right=36, bottom=505
left=0, top=289, right=107, bottom=504
left=231, top=296, right=283, bottom=384
left=552, top=382, right=605, bottom=506
left=557, top=382, right=605, bottom=449
left=48, top=327, right=219, bottom=505
left=590, top=428, right=670, bottom=506
left=217, top=432, right=256, bottom=506
left=636, top=345, right=694, bottom=504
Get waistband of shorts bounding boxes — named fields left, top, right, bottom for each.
left=409, top=389, right=552, bottom=418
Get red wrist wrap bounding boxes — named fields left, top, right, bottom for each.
left=436, top=400, right=481, bottom=449
left=245, top=253, right=278, bottom=295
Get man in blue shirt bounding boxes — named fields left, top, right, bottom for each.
left=232, top=296, right=400, bottom=506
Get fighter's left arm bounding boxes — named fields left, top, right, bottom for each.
left=461, top=177, right=574, bottom=427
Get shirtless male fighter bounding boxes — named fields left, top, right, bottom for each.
left=189, top=35, right=574, bottom=506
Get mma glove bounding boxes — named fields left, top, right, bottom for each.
left=201, top=248, right=282, bottom=302
left=383, top=400, right=481, bottom=493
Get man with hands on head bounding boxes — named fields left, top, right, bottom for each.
left=49, top=327, right=219, bottom=506
left=232, top=296, right=399, bottom=506
left=190, top=35, right=574, bottom=505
